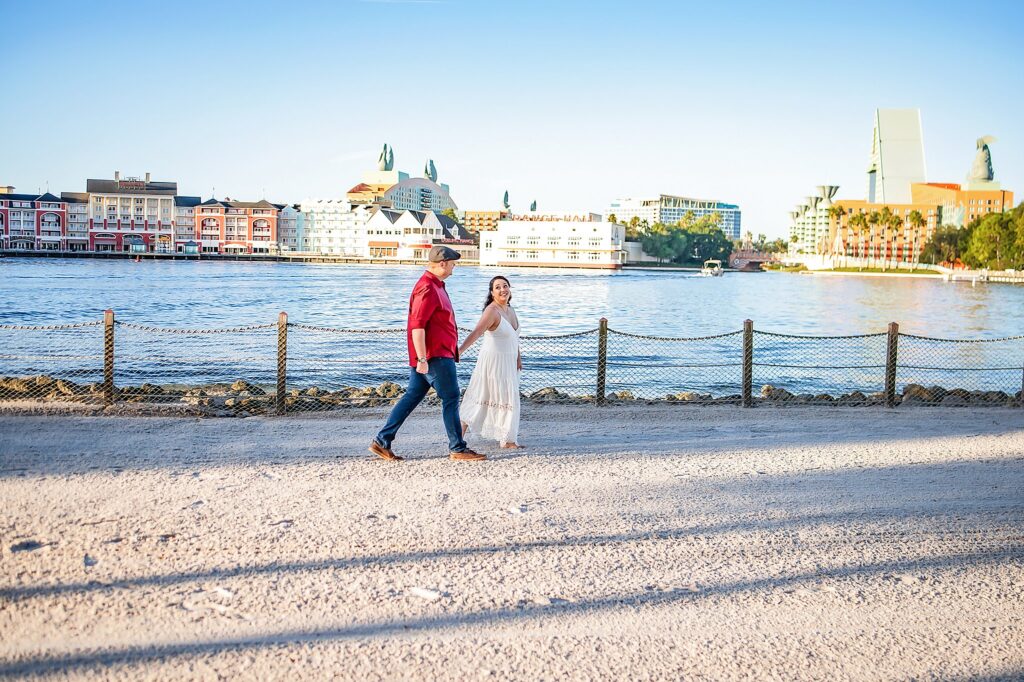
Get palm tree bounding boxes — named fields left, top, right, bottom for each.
left=886, top=213, right=903, bottom=271
left=828, top=204, right=847, bottom=266
left=907, top=210, right=925, bottom=267
left=866, top=211, right=882, bottom=267
left=848, top=212, right=868, bottom=266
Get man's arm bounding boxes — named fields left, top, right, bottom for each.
left=411, top=328, right=428, bottom=374
left=409, top=285, right=439, bottom=374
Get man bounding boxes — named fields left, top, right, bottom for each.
left=369, top=245, right=486, bottom=462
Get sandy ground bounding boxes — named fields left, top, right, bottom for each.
left=1, top=406, right=1022, bottom=681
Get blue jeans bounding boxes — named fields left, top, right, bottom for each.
left=375, top=357, right=467, bottom=453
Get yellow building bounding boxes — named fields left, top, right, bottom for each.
left=462, top=209, right=510, bottom=233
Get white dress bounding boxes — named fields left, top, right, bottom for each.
left=460, top=315, right=521, bottom=446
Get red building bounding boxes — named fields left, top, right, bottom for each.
left=194, top=198, right=279, bottom=254
left=0, top=191, right=67, bottom=250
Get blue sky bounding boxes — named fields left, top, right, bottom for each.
left=3, top=0, right=1022, bottom=237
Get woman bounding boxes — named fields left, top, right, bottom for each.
left=459, top=276, right=523, bottom=449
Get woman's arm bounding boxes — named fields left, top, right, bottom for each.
left=517, top=347, right=522, bottom=372
left=458, top=306, right=500, bottom=356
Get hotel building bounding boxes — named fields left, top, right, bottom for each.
left=300, top=199, right=372, bottom=256
left=606, top=195, right=742, bottom=239
left=827, top=198, right=940, bottom=263
left=60, top=192, right=90, bottom=251
left=346, top=147, right=458, bottom=214
left=364, top=208, right=475, bottom=260
left=86, top=172, right=177, bottom=252
left=909, top=183, right=1014, bottom=228
left=789, top=185, right=839, bottom=254
left=479, top=215, right=626, bottom=269
left=193, top=198, right=279, bottom=254
left=0, top=191, right=67, bottom=250
left=867, top=109, right=926, bottom=204
left=173, top=196, right=202, bottom=252
left=276, top=204, right=300, bottom=252
left=462, top=209, right=510, bottom=233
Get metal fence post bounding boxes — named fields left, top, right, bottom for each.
left=103, top=309, right=115, bottom=407
left=596, top=317, right=608, bottom=406
left=742, top=319, right=753, bottom=407
left=277, top=311, right=288, bottom=415
left=885, top=322, right=899, bottom=408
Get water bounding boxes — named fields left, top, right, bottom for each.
left=2, top=258, right=1022, bottom=399
left=2, top=257, right=1023, bottom=337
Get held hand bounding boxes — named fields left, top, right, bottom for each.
left=416, top=359, right=429, bottom=374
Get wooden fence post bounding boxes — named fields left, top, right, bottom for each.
left=103, top=309, right=115, bottom=407
left=596, top=318, right=608, bottom=406
left=277, top=312, right=288, bottom=415
left=742, top=319, right=753, bottom=407
left=885, top=322, right=899, bottom=408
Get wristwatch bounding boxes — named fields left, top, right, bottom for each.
left=417, top=357, right=427, bottom=363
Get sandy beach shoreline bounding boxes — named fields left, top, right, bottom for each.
left=1, top=405, right=1022, bottom=680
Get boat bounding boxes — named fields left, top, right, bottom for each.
left=700, top=259, right=724, bottom=277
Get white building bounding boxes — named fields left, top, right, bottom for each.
left=86, top=171, right=176, bottom=252
left=276, top=204, right=299, bottom=252
left=364, top=208, right=475, bottom=260
left=300, top=199, right=372, bottom=256
left=60, top=192, right=90, bottom=251
left=607, top=195, right=742, bottom=240
left=866, top=108, right=926, bottom=204
left=788, top=185, right=839, bottom=254
left=299, top=201, right=475, bottom=259
left=384, top=177, right=458, bottom=213
left=174, top=196, right=202, bottom=252
left=480, top=216, right=625, bottom=269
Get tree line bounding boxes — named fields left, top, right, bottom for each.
left=609, top=212, right=735, bottom=265
left=919, top=202, right=1024, bottom=270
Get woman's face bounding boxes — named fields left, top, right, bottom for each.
left=491, top=278, right=511, bottom=304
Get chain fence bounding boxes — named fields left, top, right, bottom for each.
left=0, top=313, right=1021, bottom=415
left=606, top=328, right=744, bottom=403
left=0, top=321, right=105, bottom=405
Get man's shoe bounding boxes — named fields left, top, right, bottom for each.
left=450, top=448, right=486, bottom=461
left=369, top=441, right=403, bottom=461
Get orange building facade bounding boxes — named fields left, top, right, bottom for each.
left=827, top=183, right=1016, bottom=263
left=829, top=200, right=938, bottom=263
left=193, top=198, right=279, bottom=254
left=909, top=183, right=1014, bottom=227
left=462, top=209, right=510, bottom=233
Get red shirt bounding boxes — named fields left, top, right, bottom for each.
left=407, top=270, right=459, bottom=366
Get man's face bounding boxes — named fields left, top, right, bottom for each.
left=439, top=259, right=457, bottom=278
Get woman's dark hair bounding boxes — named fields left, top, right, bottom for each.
left=483, top=276, right=511, bottom=311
